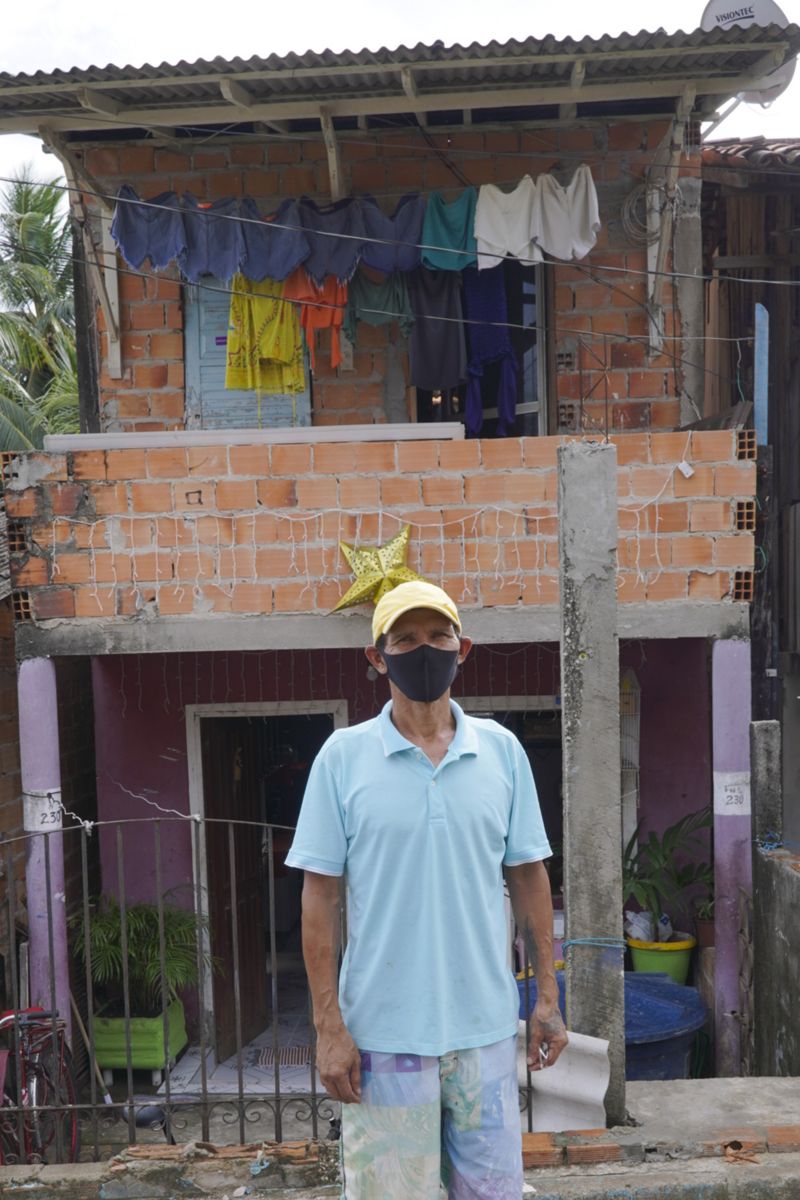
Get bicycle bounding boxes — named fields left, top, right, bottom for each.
left=0, top=1008, right=80, bottom=1165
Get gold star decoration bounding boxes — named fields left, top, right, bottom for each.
left=331, top=525, right=425, bottom=612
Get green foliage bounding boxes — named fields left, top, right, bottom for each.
left=71, top=895, right=218, bottom=1017
left=0, top=169, right=78, bottom=449
left=623, top=807, right=712, bottom=936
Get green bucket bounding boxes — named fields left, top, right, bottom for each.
left=627, top=933, right=696, bottom=985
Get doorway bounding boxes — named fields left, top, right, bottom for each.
left=187, top=701, right=346, bottom=1064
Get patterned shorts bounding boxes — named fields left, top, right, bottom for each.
left=340, top=1035, right=522, bottom=1199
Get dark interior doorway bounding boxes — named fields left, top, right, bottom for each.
left=200, top=712, right=334, bottom=1063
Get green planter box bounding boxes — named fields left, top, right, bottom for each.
left=93, top=997, right=188, bottom=1070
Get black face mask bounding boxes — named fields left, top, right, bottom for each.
left=382, top=643, right=460, bottom=703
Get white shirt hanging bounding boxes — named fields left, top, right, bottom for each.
left=474, top=175, right=541, bottom=270
left=533, top=164, right=601, bottom=261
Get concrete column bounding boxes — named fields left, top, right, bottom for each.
left=674, top=176, right=705, bottom=425
left=750, top=721, right=781, bottom=845
left=712, top=639, right=752, bottom=1076
left=558, top=440, right=625, bottom=1124
left=17, top=657, right=71, bottom=1033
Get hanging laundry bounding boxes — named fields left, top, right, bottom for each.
left=225, top=275, right=305, bottom=394
left=180, top=195, right=245, bottom=283
left=533, top=164, right=601, bottom=261
left=360, top=194, right=426, bottom=274
left=462, top=266, right=518, bottom=436
left=110, top=185, right=186, bottom=270
left=296, top=197, right=366, bottom=286
left=406, top=268, right=466, bottom=392
left=283, top=269, right=347, bottom=371
left=474, top=176, right=540, bottom=271
left=239, top=198, right=310, bottom=282
left=421, top=187, right=477, bottom=271
left=342, top=270, right=414, bottom=345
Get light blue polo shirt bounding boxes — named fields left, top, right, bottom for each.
left=285, top=701, right=551, bottom=1056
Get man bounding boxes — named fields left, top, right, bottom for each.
left=286, top=580, right=567, bottom=1199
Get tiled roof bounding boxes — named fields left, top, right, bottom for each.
left=703, top=136, right=800, bottom=171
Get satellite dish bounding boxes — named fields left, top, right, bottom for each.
left=700, top=0, right=796, bottom=103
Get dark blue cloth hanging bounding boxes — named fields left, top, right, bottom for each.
left=462, top=265, right=518, bottom=436
left=296, top=196, right=366, bottom=286
left=110, top=185, right=186, bottom=271
left=360, top=194, right=426, bottom=274
left=179, top=195, right=245, bottom=283
left=239, top=197, right=310, bottom=282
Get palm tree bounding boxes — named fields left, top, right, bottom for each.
left=0, top=169, right=79, bottom=450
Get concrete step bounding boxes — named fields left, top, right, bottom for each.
left=526, top=1150, right=800, bottom=1198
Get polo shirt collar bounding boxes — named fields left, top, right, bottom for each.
left=378, top=699, right=479, bottom=759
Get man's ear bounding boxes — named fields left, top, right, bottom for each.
left=365, top=645, right=387, bottom=673
left=457, top=636, right=473, bottom=665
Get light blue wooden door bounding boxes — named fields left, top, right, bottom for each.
left=184, top=278, right=311, bottom=429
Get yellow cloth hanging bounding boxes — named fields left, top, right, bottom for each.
left=225, top=274, right=306, bottom=394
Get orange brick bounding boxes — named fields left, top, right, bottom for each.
left=74, top=586, right=116, bottom=617
left=610, top=433, right=650, bottom=465
left=270, top=443, right=313, bottom=476
left=521, top=1132, right=564, bottom=1169
left=133, top=363, right=168, bottom=389
left=655, top=502, right=689, bottom=533
left=226, top=582, right=271, bottom=613
left=522, top=574, right=560, bottom=605
left=71, top=451, right=107, bottom=480
left=129, top=302, right=166, bottom=330
left=398, top=441, right=438, bottom=472
left=340, top=476, right=380, bottom=508
left=422, top=477, right=464, bottom=506
left=766, top=1125, right=800, bottom=1152
left=313, top=443, right=357, bottom=474
left=630, top=466, right=674, bottom=501
left=691, top=430, right=735, bottom=462
left=647, top=572, right=687, bottom=601
left=229, top=445, right=270, bottom=476
left=565, top=1143, right=621, bottom=1166
left=12, top=556, right=49, bottom=586
left=714, top=534, right=755, bottom=568
left=149, top=332, right=184, bottom=359
left=5, top=489, right=38, bottom=518
left=439, top=440, right=480, bottom=470
left=131, top=483, right=172, bottom=513
left=617, top=572, right=648, bottom=601
left=481, top=576, right=524, bottom=606
left=715, top=463, right=757, bottom=496
left=673, top=465, right=715, bottom=498
left=150, top=390, right=185, bottom=419
left=381, top=477, right=421, bottom=506
left=523, top=438, right=559, bottom=470
left=255, top=546, right=302, bottom=577
left=91, top=483, right=129, bottom=515
left=507, top=473, right=550, bottom=504
left=691, top=500, right=731, bottom=533
left=294, top=478, right=336, bottom=508
left=187, top=446, right=228, bottom=476
left=273, top=580, right=316, bottom=612
left=464, top=474, right=509, bottom=504
left=617, top=536, right=667, bottom=571
left=670, top=536, right=713, bottom=567
left=480, top=439, right=523, bottom=469
left=650, top=431, right=689, bottom=463
left=33, top=588, right=76, bottom=620
left=353, top=443, right=397, bottom=473
left=107, top=449, right=147, bottom=480
left=689, top=570, right=730, bottom=600
left=215, top=480, right=258, bottom=510
left=157, top=585, right=194, bottom=615
left=174, top=483, right=212, bottom=511
left=146, top=448, right=188, bottom=478
left=194, top=515, right=235, bottom=545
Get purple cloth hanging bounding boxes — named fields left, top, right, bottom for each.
left=462, top=266, right=518, bottom=436
left=360, top=194, right=426, bottom=274
left=111, top=185, right=186, bottom=271
left=180, top=195, right=245, bottom=283
left=296, top=196, right=366, bottom=286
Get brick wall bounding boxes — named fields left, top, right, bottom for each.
left=6, top=431, right=754, bottom=622
left=77, top=121, right=686, bottom=433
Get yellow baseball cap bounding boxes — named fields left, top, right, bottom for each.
left=372, top=581, right=461, bottom=644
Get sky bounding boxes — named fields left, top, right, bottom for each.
left=1, top=0, right=799, bottom=185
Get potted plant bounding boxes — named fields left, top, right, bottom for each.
left=72, top=895, right=215, bottom=1082
left=623, top=808, right=712, bottom=985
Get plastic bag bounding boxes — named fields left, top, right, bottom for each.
left=624, top=910, right=654, bottom=941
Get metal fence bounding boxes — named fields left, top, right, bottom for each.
left=1, top=817, right=537, bottom=1164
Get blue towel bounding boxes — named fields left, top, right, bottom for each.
left=111, top=185, right=186, bottom=271
left=180, top=195, right=245, bottom=283
left=240, top=198, right=310, bottom=283
left=421, top=188, right=478, bottom=271
left=361, top=194, right=426, bottom=274
left=296, top=196, right=366, bottom=286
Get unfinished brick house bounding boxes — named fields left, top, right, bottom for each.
left=0, top=22, right=795, bottom=1105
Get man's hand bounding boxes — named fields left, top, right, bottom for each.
left=317, top=1025, right=362, bottom=1104
left=526, top=994, right=568, bottom=1071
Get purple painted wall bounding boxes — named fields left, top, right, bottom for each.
left=92, top=640, right=712, bottom=904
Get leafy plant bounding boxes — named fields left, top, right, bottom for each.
left=623, top=807, right=712, bottom=937
left=695, top=896, right=715, bottom=921
left=71, top=894, right=218, bottom=1017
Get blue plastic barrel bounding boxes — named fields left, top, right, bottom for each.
left=517, top=970, right=707, bottom=1081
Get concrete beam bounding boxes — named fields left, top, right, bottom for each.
left=558, top=440, right=625, bottom=1124
left=12, top=602, right=751, bottom=660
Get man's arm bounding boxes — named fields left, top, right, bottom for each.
left=301, top=871, right=361, bottom=1103
left=504, top=860, right=568, bottom=1070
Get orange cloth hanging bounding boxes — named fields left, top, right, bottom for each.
left=283, top=269, right=348, bottom=370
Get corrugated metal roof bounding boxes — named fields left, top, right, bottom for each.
left=704, top=136, right=800, bottom=171
left=0, top=25, right=798, bottom=133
